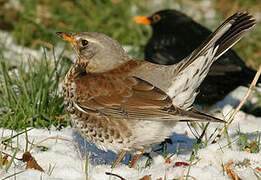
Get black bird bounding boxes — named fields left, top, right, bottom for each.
left=133, top=9, right=260, bottom=107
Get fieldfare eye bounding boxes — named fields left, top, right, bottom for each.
left=81, top=39, right=89, bottom=46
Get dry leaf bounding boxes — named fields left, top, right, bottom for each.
left=139, top=175, right=151, bottom=180
left=256, top=167, right=261, bottom=172
left=55, top=114, right=67, bottom=119
left=224, top=161, right=242, bottom=180
left=244, top=147, right=251, bottom=153
left=22, top=151, right=44, bottom=172
left=165, top=157, right=171, bottom=164
left=174, top=161, right=190, bottom=167
left=2, top=154, right=8, bottom=165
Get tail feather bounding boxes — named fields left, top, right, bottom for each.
left=175, top=107, right=225, bottom=123
left=186, top=12, right=255, bottom=67
left=215, top=12, right=256, bottom=59
left=168, top=12, right=256, bottom=109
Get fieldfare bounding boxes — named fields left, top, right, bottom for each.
left=57, top=12, right=255, bottom=167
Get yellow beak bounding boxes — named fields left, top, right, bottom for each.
left=132, top=16, right=151, bottom=25
left=56, top=32, right=76, bottom=44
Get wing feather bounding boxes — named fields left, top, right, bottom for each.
left=74, top=72, right=223, bottom=123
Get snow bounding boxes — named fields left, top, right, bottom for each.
left=1, top=86, right=261, bottom=179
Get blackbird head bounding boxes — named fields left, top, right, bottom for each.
left=133, top=9, right=189, bottom=27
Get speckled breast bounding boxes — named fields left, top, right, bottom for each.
left=62, top=72, right=134, bottom=152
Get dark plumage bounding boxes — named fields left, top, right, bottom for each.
left=134, top=9, right=260, bottom=107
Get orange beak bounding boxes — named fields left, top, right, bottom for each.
left=133, top=16, right=151, bottom=25
left=56, top=32, right=76, bottom=44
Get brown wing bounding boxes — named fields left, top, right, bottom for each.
left=73, top=72, right=223, bottom=123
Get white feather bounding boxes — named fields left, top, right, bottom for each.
left=167, top=46, right=219, bottom=109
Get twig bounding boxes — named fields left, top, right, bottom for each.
left=179, top=169, right=185, bottom=180
left=0, top=151, right=21, bottom=160
left=1, top=128, right=34, bottom=152
left=212, top=65, right=261, bottom=144
left=29, top=136, right=84, bottom=170
left=105, top=172, right=126, bottom=180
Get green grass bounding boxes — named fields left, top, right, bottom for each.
left=237, top=130, right=260, bottom=153
left=254, top=168, right=261, bottom=180
left=0, top=50, right=71, bottom=130
left=5, top=0, right=151, bottom=53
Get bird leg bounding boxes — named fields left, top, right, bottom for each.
left=111, top=150, right=127, bottom=168
left=129, top=149, right=144, bottom=168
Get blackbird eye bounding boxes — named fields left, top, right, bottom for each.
left=81, top=39, right=89, bottom=46
left=153, top=14, right=161, bottom=23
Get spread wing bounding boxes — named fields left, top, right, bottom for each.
left=73, top=73, right=222, bottom=122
